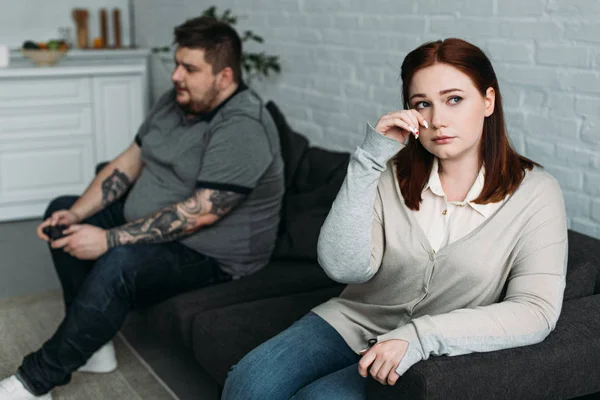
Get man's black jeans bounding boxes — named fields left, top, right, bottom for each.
left=17, top=196, right=230, bottom=395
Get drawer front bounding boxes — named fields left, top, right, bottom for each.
left=0, top=138, right=95, bottom=206
left=0, top=105, right=92, bottom=141
left=0, top=77, right=91, bottom=107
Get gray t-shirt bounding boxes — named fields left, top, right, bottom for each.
left=123, top=85, right=284, bottom=276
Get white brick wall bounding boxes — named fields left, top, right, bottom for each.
left=135, top=0, right=600, bottom=239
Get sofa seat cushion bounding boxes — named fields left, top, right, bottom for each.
left=191, top=285, right=345, bottom=386
left=140, top=260, right=342, bottom=349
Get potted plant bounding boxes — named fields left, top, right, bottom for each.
left=152, top=6, right=281, bottom=83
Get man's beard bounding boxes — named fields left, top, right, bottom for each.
left=178, top=83, right=220, bottom=115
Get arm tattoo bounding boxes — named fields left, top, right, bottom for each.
left=101, top=169, right=131, bottom=206
left=106, top=205, right=192, bottom=247
left=209, top=190, right=245, bottom=216
left=106, top=188, right=246, bottom=248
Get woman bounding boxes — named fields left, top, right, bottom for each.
left=222, top=38, right=568, bottom=400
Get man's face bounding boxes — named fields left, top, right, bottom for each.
left=171, top=47, right=221, bottom=114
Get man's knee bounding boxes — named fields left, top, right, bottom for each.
left=94, top=247, right=143, bottom=291
left=44, top=196, right=78, bottom=220
left=67, top=247, right=140, bottom=311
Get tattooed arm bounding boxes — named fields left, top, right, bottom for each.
left=105, top=188, right=245, bottom=247
left=69, top=141, right=143, bottom=221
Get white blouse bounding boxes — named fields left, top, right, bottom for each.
left=413, top=158, right=506, bottom=251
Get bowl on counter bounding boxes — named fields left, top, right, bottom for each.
left=20, top=49, right=68, bottom=67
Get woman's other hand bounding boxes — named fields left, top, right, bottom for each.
left=358, top=339, right=409, bottom=386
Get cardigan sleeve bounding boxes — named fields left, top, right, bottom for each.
left=377, top=173, right=568, bottom=375
left=317, top=123, right=403, bottom=284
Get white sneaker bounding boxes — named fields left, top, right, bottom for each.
left=77, top=341, right=118, bottom=373
left=0, top=376, right=51, bottom=399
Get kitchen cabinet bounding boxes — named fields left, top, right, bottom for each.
left=0, top=49, right=149, bottom=221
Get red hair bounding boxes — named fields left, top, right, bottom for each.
left=394, top=38, right=539, bottom=210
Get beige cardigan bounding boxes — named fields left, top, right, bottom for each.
left=313, top=124, right=568, bottom=375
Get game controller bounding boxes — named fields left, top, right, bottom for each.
left=42, top=224, right=69, bottom=241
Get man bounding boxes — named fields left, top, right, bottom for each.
left=0, top=16, right=284, bottom=399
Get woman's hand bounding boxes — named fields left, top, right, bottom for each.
left=358, top=339, right=409, bottom=386
left=374, top=110, right=428, bottom=143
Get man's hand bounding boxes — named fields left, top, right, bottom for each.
left=358, top=339, right=409, bottom=386
left=51, top=224, right=108, bottom=260
left=37, top=210, right=80, bottom=242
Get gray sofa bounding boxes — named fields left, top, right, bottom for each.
left=121, top=102, right=600, bottom=399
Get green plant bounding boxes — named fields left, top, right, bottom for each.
left=152, top=6, right=281, bottom=83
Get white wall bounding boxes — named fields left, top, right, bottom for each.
left=0, top=0, right=131, bottom=48
left=135, top=0, right=600, bottom=239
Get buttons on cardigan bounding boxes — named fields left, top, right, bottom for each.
left=429, top=252, right=435, bottom=261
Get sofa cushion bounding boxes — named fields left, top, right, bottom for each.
left=271, top=148, right=349, bottom=261
left=266, top=101, right=350, bottom=261
left=191, top=286, right=345, bottom=386
left=141, top=260, right=342, bottom=349
left=265, top=101, right=310, bottom=189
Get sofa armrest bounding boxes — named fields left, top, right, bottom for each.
left=567, top=230, right=600, bottom=295
left=367, top=294, right=600, bottom=400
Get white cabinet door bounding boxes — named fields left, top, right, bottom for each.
left=0, top=99, right=95, bottom=221
left=0, top=138, right=95, bottom=221
left=92, top=75, right=145, bottom=162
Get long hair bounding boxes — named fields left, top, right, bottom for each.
left=174, top=16, right=243, bottom=83
left=394, top=38, right=539, bottom=210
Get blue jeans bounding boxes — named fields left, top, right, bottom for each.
left=222, top=312, right=366, bottom=400
left=17, top=196, right=231, bottom=395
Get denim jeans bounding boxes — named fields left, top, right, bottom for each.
left=222, top=312, right=366, bottom=400
left=17, top=196, right=231, bottom=395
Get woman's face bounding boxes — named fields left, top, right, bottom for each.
left=408, top=63, right=495, bottom=163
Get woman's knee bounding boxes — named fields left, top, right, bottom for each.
left=44, top=196, right=78, bottom=220
left=291, top=366, right=367, bottom=400
left=222, top=344, right=292, bottom=400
